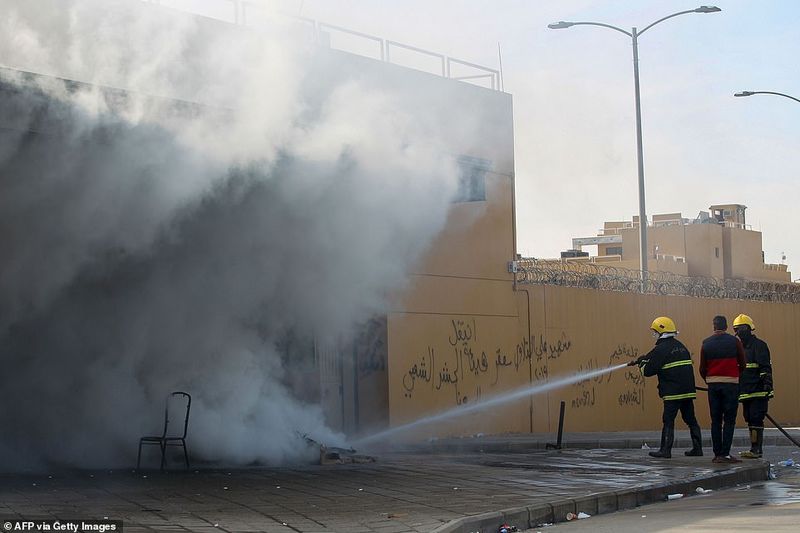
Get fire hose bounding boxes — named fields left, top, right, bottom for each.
left=695, top=386, right=800, bottom=449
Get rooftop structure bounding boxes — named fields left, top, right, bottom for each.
left=564, top=204, right=791, bottom=283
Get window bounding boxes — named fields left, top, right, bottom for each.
left=715, top=247, right=720, bottom=258
left=606, top=246, right=623, bottom=256
left=453, top=155, right=491, bottom=203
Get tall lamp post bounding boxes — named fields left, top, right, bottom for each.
left=734, top=91, right=800, bottom=104
left=548, top=6, right=721, bottom=290
left=736, top=90, right=797, bottom=282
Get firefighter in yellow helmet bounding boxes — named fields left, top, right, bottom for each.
left=733, top=314, right=773, bottom=458
left=628, top=317, right=703, bottom=458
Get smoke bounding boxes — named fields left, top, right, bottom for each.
left=0, top=0, right=462, bottom=469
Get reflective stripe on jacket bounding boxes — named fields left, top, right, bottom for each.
left=638, top=337, right=697, bottom=401
left=739, top=335, right=774, bottom=400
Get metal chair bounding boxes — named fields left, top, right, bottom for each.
left=136, top=391, right=191, bottom=471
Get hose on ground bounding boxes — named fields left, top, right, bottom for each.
left=695, top=385, right=800, bottom=449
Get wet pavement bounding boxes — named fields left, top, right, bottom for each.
left=409, top=427, right=800, bottom=454
left=533, top=447, right=800, bottom=532
left=0, top=445, right=772, bottom=533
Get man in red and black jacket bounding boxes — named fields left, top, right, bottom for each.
left=700, top=315, right=746, bottom=463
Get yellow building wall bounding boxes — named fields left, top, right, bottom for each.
left=759, top=266, right=793, bottom=283
left=645, top=225, right=687, bottom=259
left=416, top=172, right=514, bottom=280
left=388, top=282, right=800, bottom=437
left=619, top=224, right=723, bottom=278
left=651, top=258, right=689, bottom=276
left=387, top=178, right=795, bottom=439
left=388, top=306, right=532, bottom=439
left=388, top=166, right=525, bottom=439
left=594, top=257, right=688, bottom=276
left=527, top=285, right=800, bottom=433
left=684, top=224, right=725, bottom=278
left=384, top=74, right=519, bottom=439
left=724, top=226, right=782, bottom=281
left=619, top=227, right=640, bottom=263
left=606, top=221, right=792, bottom=282
left=365, top=56, right=796, bottom=440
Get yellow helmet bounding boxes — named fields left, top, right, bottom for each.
left=733, top=313, right=755, bottom=331
left=651, top=316, right=677, bottom=334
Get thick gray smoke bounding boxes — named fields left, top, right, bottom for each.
left=0, top=0, right=462, bottom=469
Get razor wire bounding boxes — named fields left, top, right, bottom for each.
left=515, top=259, right=800, bottom=303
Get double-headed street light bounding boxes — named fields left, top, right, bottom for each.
left=734, top=91, right=800, bottom=104
left=549, top=6, right=721, bottom=290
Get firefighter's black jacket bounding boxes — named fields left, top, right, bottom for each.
left=739, top=334, right=774, bottom=400
left=637, top=336, right=697, bottom=401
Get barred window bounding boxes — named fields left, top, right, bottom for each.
left=453, top=155, right=491, bottom=203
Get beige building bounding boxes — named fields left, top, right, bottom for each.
left=567, top=204, right=791, bottom=282
left=387, top=182, right=800, bottom=437
left=298, top=34, right=800, bottom=441
left=383, top=153, right=800, bottom=438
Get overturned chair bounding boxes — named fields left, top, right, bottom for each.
left=137, top=391, right=192, bottom=471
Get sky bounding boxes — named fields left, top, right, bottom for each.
left=157, top=0, right=800, bottom=275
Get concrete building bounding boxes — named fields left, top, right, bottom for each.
left=567, top=204, right=791, bottom=282
left=2, top=1, right=799, bottom=454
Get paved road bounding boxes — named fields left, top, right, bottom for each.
left=533, top=448, right=800, bottom=532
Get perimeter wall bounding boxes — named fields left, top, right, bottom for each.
left=388, top=284, right=800, bottom=437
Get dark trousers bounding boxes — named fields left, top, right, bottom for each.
left=662, top=398, right=700, bottom=430
left=742, top=398, right=769, bottom=428
left=708, top=382, right=739, bottom=457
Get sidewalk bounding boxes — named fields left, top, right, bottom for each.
left=406, top=427, right=800, bottom=455
left=0, top=434, right=781, bottom=533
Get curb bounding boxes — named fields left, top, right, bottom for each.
left=430, top=461, right=769, bottom=533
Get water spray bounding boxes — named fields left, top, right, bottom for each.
left=356, top=363, right=629, bottom=445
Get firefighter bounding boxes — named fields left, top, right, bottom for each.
left=628, top=317, right=703, bottom=458
left=733, top=313, right=773, bottom=459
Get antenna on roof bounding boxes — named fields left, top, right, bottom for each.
left=497, top=42, right=505, bottom=92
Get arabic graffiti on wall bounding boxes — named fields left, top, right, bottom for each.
left=400, top=317, right=572, bottom=407
left=606, top=343, right=647, bottom=411
left=398, top=316, right=649, bottom=420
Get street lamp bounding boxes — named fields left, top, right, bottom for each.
left=549, top=6, right=721, bottom=290
left=734, top=91, right=800, bottom=104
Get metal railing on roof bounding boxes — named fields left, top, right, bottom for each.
left=598, top=218, right=754, bottom=235
left=515, top=259, right=800, bottom=302
left=307, top=18, right=500, bottom=90
left=141, top=0, right=501, bottom=91
left=561, top=255, right=623, bottom=263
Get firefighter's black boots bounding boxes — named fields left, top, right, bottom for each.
left=684, top=424, right=704, bottom=456
left=649, top=425, right=674, bottom=458
left=740, top=426, right=764, bottom=458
